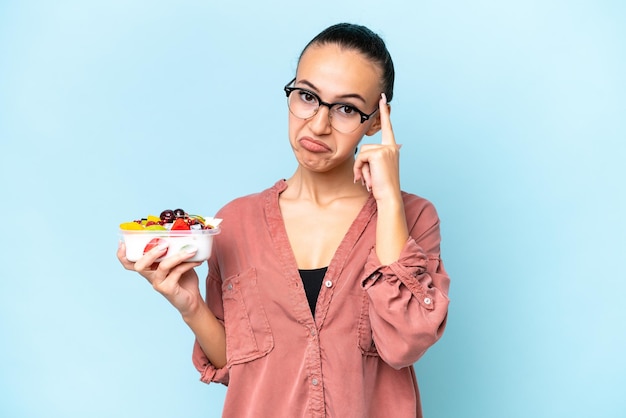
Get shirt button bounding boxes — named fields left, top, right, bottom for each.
left=312, top=378, right=319, bottom=386
left=424, top=297, right=432, bottom=305
left=227, top=283, right=233, bottom=291
left=325, top=280, right=333, bottom=288
left=310, top=329, right=317, bottom=336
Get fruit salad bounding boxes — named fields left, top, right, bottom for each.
left=120, top=208, right=221, bottom=262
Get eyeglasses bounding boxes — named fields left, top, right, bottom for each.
left=283, top=78, right=379, bottom=134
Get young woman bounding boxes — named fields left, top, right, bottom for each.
left=118, top=23, right=450, bottom=418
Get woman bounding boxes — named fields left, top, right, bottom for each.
left=118, top=23, right=450, bottom=418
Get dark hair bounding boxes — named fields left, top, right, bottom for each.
left=298, top=23, right=395, bottom=102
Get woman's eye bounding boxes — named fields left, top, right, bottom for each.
left=299, top=91, right=317, bottom=104
left=336, top=105, right=357, bottom=116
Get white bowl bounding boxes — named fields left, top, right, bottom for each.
left=121, top=228, right=220, bottom=262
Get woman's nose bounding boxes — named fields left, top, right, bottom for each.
left=308, top=105, right=333, bottom=135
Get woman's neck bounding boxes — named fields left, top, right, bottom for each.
left=283, top=163, right=368, bottom=206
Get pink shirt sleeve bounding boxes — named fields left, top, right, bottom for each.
left=192, top=338, right=229, bottom=385
left=361, top=201, right=450, bottom=369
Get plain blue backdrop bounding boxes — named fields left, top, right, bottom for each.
left=1, top=1, right=625, bottom=417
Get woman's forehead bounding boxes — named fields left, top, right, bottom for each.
left=296, top=44, right=382, bottom=100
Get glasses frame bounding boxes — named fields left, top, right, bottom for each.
left=283, top=78, right=379, bottom=129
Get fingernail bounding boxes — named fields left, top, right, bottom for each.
left=157, top=242, right=169, bottom=251
left=381, top=93, right=387, bottom=104
left=180, top=244, right=198, bottom=254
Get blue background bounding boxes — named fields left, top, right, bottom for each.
left=1, top=1, right=625, bottom=417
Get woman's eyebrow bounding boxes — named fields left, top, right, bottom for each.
left=297, top=79, right=367, bottom=104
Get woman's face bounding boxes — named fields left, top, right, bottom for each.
left=288, top=43, right=383, bottom=173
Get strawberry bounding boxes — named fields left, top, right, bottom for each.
left=171, top=218, right=191, bottom=230
left=143, top=238, right=168, bottom=256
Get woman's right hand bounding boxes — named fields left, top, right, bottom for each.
left=117, top=241, right=205, bottom=317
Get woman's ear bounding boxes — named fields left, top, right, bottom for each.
left=365, top=104, right=390, bottom=136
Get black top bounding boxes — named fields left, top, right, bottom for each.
left=298, top=266, right=328, bottom=316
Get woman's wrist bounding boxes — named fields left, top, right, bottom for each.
left=181, top=296, right=227, bottom=368
left=375, top=193, right=409, bottom=265
left=181, top=295, right=211, bottom=325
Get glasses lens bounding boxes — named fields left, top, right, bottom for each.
left=287, top=89, right=319, bottom=119
left=328, top=104, right=362, bottom=133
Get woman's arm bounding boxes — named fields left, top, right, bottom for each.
left=353, top=93, right=408, bottom=264
left=354, top=94, right=450, bottom=368
left=117, top=242, right=227, bottom=369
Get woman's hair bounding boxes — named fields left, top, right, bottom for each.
left=298, top=23, right=395, bottom=102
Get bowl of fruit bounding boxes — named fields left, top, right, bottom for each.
left=120, top=208, right=222, bottom=262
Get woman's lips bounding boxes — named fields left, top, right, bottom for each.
left=299, top=137, right=331, bottom=153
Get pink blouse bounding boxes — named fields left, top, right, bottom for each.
left=192, top=180, right=450, bottom=417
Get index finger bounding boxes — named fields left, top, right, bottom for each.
left=379, top=93, right=396, bottom=146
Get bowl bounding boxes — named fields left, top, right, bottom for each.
left=121, top=228, right=220, bottom=262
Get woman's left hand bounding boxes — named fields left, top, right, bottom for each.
left=353, top=93, right=402, bottom=201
